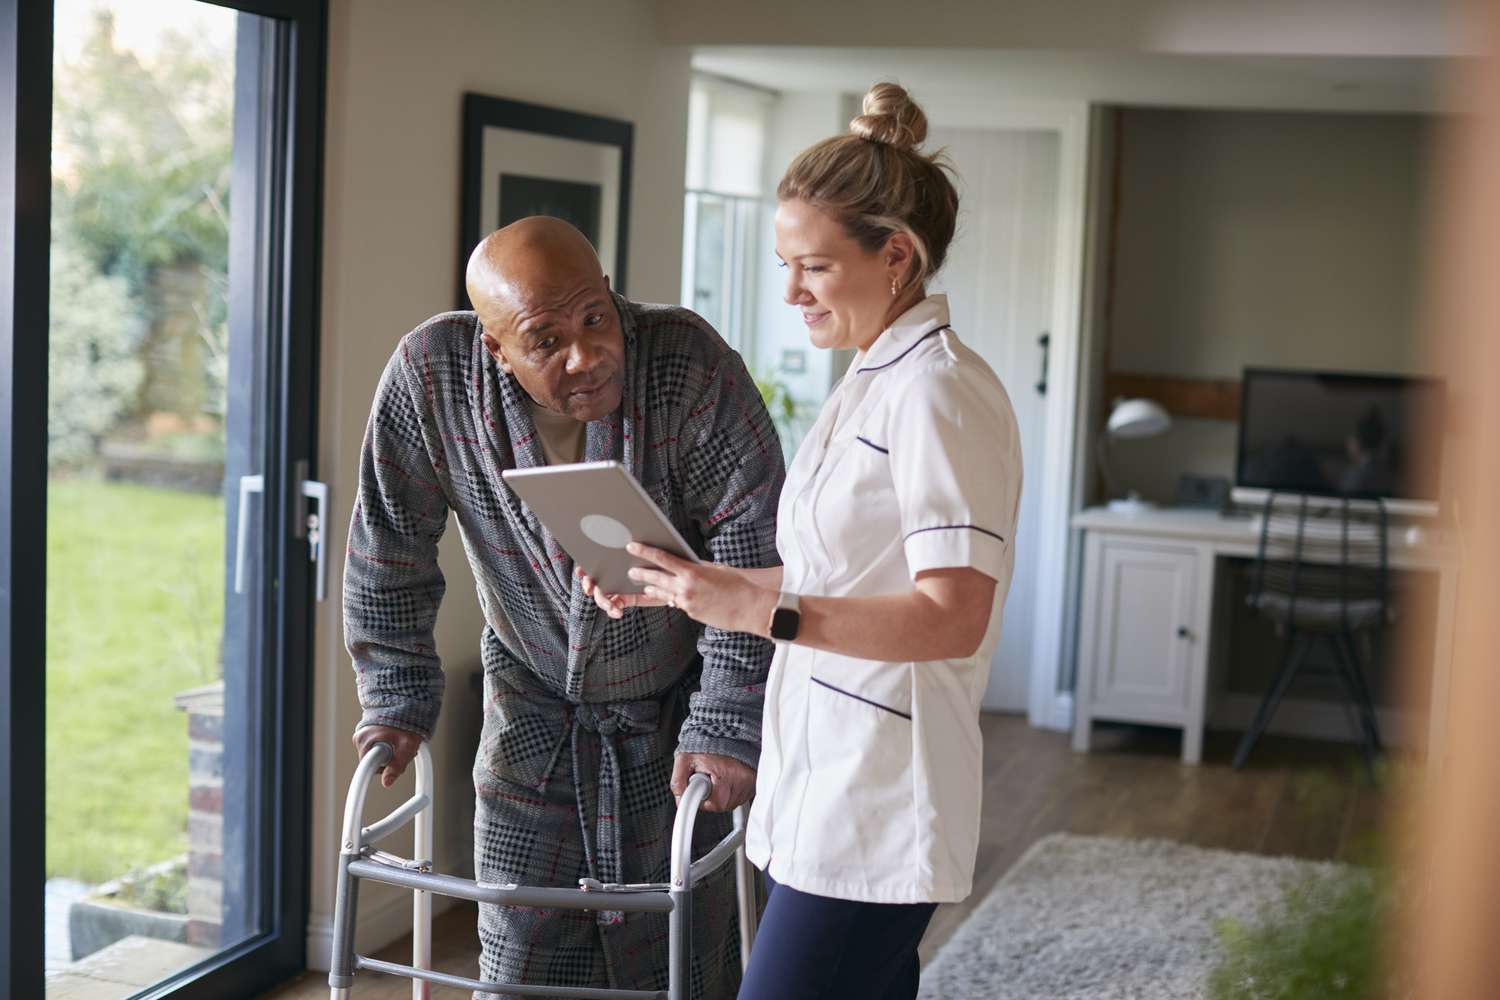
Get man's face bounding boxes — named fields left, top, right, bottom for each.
left=482, top=274, right=625, bottom=423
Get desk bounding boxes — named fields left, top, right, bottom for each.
left=1070, top=506, right=1459, bottom=764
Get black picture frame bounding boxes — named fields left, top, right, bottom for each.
left=458, top=93, right=634, bottom=309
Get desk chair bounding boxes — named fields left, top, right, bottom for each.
left=1232, top=492, right=1390, bottom=776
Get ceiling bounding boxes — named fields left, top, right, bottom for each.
left=692, top=48, right=1462, bottom=115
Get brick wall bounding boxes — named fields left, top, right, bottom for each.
left=174, top=681, right=223, bottom=947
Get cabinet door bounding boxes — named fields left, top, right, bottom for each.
left=1091, top=541, right=1198, bottom=718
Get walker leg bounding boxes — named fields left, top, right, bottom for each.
left=668, top=884, right=691, bottom=1000
left=667, top=774, right=711, bottom=1000
left=328, top=852, right=361, bottom=998
left=412, top=873, right=432, bottom=1000
left=412, top=747, right=435, bottom=999
left=329, top=741, right=394, bottom=998
left=732, top=805, right=757, bottom=973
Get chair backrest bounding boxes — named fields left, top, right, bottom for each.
left=1248, top=492, right=1390, bottom=631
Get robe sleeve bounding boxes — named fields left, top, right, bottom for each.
left=674, top=346, right=786, bottom=769
left=343, top=340, right=451, bottom=741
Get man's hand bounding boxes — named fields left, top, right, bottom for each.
left=352, top=725, right=425, bottom=788
left=672, top=752, right=756, bottom=813
left=576, top=565, right=667, bottom=619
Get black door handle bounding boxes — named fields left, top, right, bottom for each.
left=1035, top=332, right=1050, bottom=396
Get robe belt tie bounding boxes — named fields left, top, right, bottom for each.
left=570, top=699, right=662, bottom=926
left=478, top=669, right=685, bottom=926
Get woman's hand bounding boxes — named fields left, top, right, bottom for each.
left=625, top=542, right=777, bottom=635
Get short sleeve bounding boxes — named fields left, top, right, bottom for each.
left=887, top=363, right=1022, bottom=582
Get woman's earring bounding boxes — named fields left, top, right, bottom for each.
left=890, top=277, right=900, bottom=297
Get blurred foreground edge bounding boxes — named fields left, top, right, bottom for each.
left=1404, top=2, right=1500, bottom=997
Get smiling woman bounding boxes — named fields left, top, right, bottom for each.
left=773, top=82, right=958, bottom=354
left=586, top=81, right=1024, bottom=1000
left=774, top=197, right=927, bottom=353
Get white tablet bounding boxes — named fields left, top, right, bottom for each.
left=500, top=460, right=700, bottom=595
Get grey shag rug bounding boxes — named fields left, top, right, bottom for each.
left=917, top=834, right=1339, bottom=1000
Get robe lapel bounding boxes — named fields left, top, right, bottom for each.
left=481, top=327, right=571, bottom=606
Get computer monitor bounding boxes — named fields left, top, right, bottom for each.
left=1232, top=368, right=1445, bottom=516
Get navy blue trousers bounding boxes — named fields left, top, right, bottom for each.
left=736, top=870, right=938, bottom=1000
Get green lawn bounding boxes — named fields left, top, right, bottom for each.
left=47, top=477, right=224, bottom=883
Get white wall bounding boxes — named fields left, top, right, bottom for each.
left=1104, top=108, right=1434, bottom=502
left=309, top=0, right=690, bottom=966
left=654, top=0, right=1466, bottom=57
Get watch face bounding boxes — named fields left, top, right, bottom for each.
left=770, top=607, right=800, bottom=641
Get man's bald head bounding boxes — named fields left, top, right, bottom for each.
left=465, top=217, right=606, bottom=330
left=465, top=217, right=625, bottom=423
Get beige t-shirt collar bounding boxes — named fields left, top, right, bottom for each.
left=527, top=398, right=586, bottom=466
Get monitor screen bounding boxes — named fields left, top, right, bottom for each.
left=1235, top=369, right=1444, bottom=502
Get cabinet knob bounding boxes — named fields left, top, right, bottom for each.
left=1177, top=626, right=1190, bottom=639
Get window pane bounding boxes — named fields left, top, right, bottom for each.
left=46, top=2, right=267, bottom=993
left=685, top=84, right=710, bottom=191
left=692, top=195, right=729, bottom=334
left=705, top=107, right=764, bottom=197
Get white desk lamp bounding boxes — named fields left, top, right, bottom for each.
left=1099, top=397, right=1172, bottom=514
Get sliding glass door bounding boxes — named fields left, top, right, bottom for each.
left=4, top=0, right=325, bottom=996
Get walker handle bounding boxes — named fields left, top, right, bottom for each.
left=341, top=741, right=435, bottom=855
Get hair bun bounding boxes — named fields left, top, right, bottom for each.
left=848, top=82, right=928, bottom=151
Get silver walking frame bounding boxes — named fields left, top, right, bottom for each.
left=328, top=742, right=759, bottom=999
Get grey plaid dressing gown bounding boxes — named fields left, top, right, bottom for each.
left=344, top=295, right=784, bottom=998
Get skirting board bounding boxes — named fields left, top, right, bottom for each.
left=305, top=832, right=473, bottom=972
left=1208, top=693, right=1421, bottom=750
left=1046, top=693, right=1074, bottom=732
left=1003, top=693, right=1073, bottom=732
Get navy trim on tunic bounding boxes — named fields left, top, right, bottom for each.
left=810, top=677, right=911, bottom=720
left=855, top=325, right=952, bottom=373
left=903, top=523, right=1007, bottom=545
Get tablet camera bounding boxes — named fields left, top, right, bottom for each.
left=580, top=513, right=632, bottom=550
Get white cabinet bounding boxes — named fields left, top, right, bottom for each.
left=1070, top=505, right=1458, bottom=765
left=1073, top=533, right=1211, bottom=763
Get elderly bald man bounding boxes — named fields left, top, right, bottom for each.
left=343, top=217, right=783, bottom=998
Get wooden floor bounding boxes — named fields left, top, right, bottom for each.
left=264, top=714, right=1390, bottom=999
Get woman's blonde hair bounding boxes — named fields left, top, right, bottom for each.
left=777, top=82, right=959, bottom=294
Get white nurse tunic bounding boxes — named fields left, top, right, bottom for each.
left=744, top=294, right=1023, bottom=904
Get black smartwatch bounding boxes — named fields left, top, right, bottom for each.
left=769, top=591, right=801, bottom=642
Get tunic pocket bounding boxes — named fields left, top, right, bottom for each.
left=796, top=658, right=916, bottom=878
left=810, top=653, right=913, bottom=718
left=808, top=676, right=911, bottom=719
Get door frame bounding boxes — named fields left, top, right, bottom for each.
left=0, top=0, right=326, bottom=995
left=1, top=1, right=54, bottom=995
left=922, top=98, right=1091, bottom=731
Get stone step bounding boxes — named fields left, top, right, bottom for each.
left=45, top=935, right=214, bottom=1000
